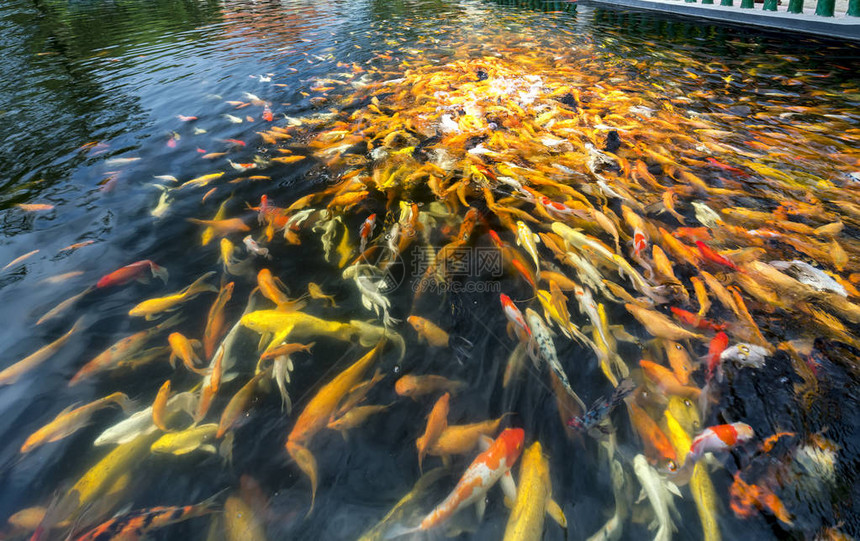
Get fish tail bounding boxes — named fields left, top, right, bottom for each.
left=69, top=316, right=89, bottom=335
left=287, top=441, right=319, bottom=515
left=383, top=523, right=423, bottom=540
left=185, top=271, right=218, bottom=297
left=196, top=488, right=230, bottom=513
left=112, top=392, right=139, bottom=414
left=157, top=313, right=185, bottom=331
left=610, top=378, right=636, bottom=405
left=149, top=262, right=170, bottom=284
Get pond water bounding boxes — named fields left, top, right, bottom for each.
left=0, top=0, right=859, bottom=539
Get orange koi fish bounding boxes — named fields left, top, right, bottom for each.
left=706, top=332, right=729, bottom=382
left=394, top=375, right=467, bottom=399
left=669, top=307, right=725, bottom=332
left=695, top=241, right=740, bottom=272
left=203, top=281, right=234, bottom=359
left=628, top=401, right=678, bottom=473
left=168, top=332, right=208, bottom=375
left=97, top=260, right=169, bottom=288
left=286, top=341, right=385, bottom=512
left=640, top=360, right=701, bottom=400
left=417, top=392, right=450, bottom=472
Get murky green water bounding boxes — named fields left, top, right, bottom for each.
left=0, top=0, right=859, bottom=539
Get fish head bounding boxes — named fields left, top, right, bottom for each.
left=488, top=229, right=503, bottom=247
left=497, top=427, right=525, bottom=465
left=393, top=376, right=415, bottom=397
left=406, top=316, right=423, bottom=332
left=733, top=422, right=755, bottom=442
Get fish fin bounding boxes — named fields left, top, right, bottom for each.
left=382, top=523, right=422, bottom=540
left=186, top=271, right=218, bottom=297
left=168, top=353, right=177, bottom=369
left=340, top=430, right=349, bottom=442
left=636, top=487, right=647, bottom=504
left=666, top=481, right=682, bottom=498
left=500, top=469, right=516, bottom=502
left=475, top=497, right=486, bottom=523
left=114, top=394, right=139, bottom=415
left=56, top=402, right=83, bottom=417
left=478, top=435, right=493, bottom=452
left=547, top=498, right=567, bottom=528
left=219, top=432, right=234, bottom=465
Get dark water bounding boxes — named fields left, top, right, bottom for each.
left=0, top=0, right=859, bottom=539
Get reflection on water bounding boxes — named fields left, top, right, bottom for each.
left=0, top=0, right=859, bottom=539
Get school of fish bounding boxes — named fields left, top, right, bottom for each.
left=1, top=11, right=859, bottom=541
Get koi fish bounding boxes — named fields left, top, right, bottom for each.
left=640, top=360, right=701, bottom=400
left=16, top=203, right=54, bottom=212
left=407, top=315, right=450, bottom=348
left=243, top=235, right=270, bottom=259
left=416, top=392, right=449, bottom=472
left=515, top=220, right=541, bottom=271
left=625, top=304, right=705, bottom=342
left=628, top=401, right=678, bottom=473
left=524, top=309, right=581, bottom=406
left=168, top=332, right=208, bottom=375
left=287, top=341, right=385, bottom=512
left=695, top=241, right=739, bottom=271
left=394, top=374, right=467, bottom=399
left=70, top=314, right=181, bottom=385
left=689, top=422, right=755, bottom=461
left=391, top=428, right=524, bottom=536
left=501, top=294, right=531, bottom=341
left=96, top=260, right=169, bottom=288
left=632, top=454, right=681, bottom=541
left=360, top=213, right=377, bottom=254
left=21, top=392, right=134, bottom=453
left=0, top=318, right=85, bottom=386
left=151, top=423, right=218, bottom=455
left=308, top=282, right=337, bottom=307
left=503, top=441, right=567, bottom=541
left=203, top=281, right=234, bottom=359
left=129, top=272, right=217, bottom=320
left=669, top=307, right=725, bottom=332
left=663, top=340, right=694, bottom=385
left=720, top=343, right=769, bottom=369
left=705, top=332, right=730, bottom=382
left=74, top=494, right=220, bottom=541
left=567, top=379, right=634, bottom=435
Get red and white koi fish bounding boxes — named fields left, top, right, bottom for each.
left=500, top=294, right=531, bottom=341
left=537, top=196, right=586, bottom=220
left=388, top=428, right=525, bottom=538
left=359, top=213, right=376, bottom=253
left=632, top=228, right=648, bottom=258
left=689, top=422, right=754, bottom=461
